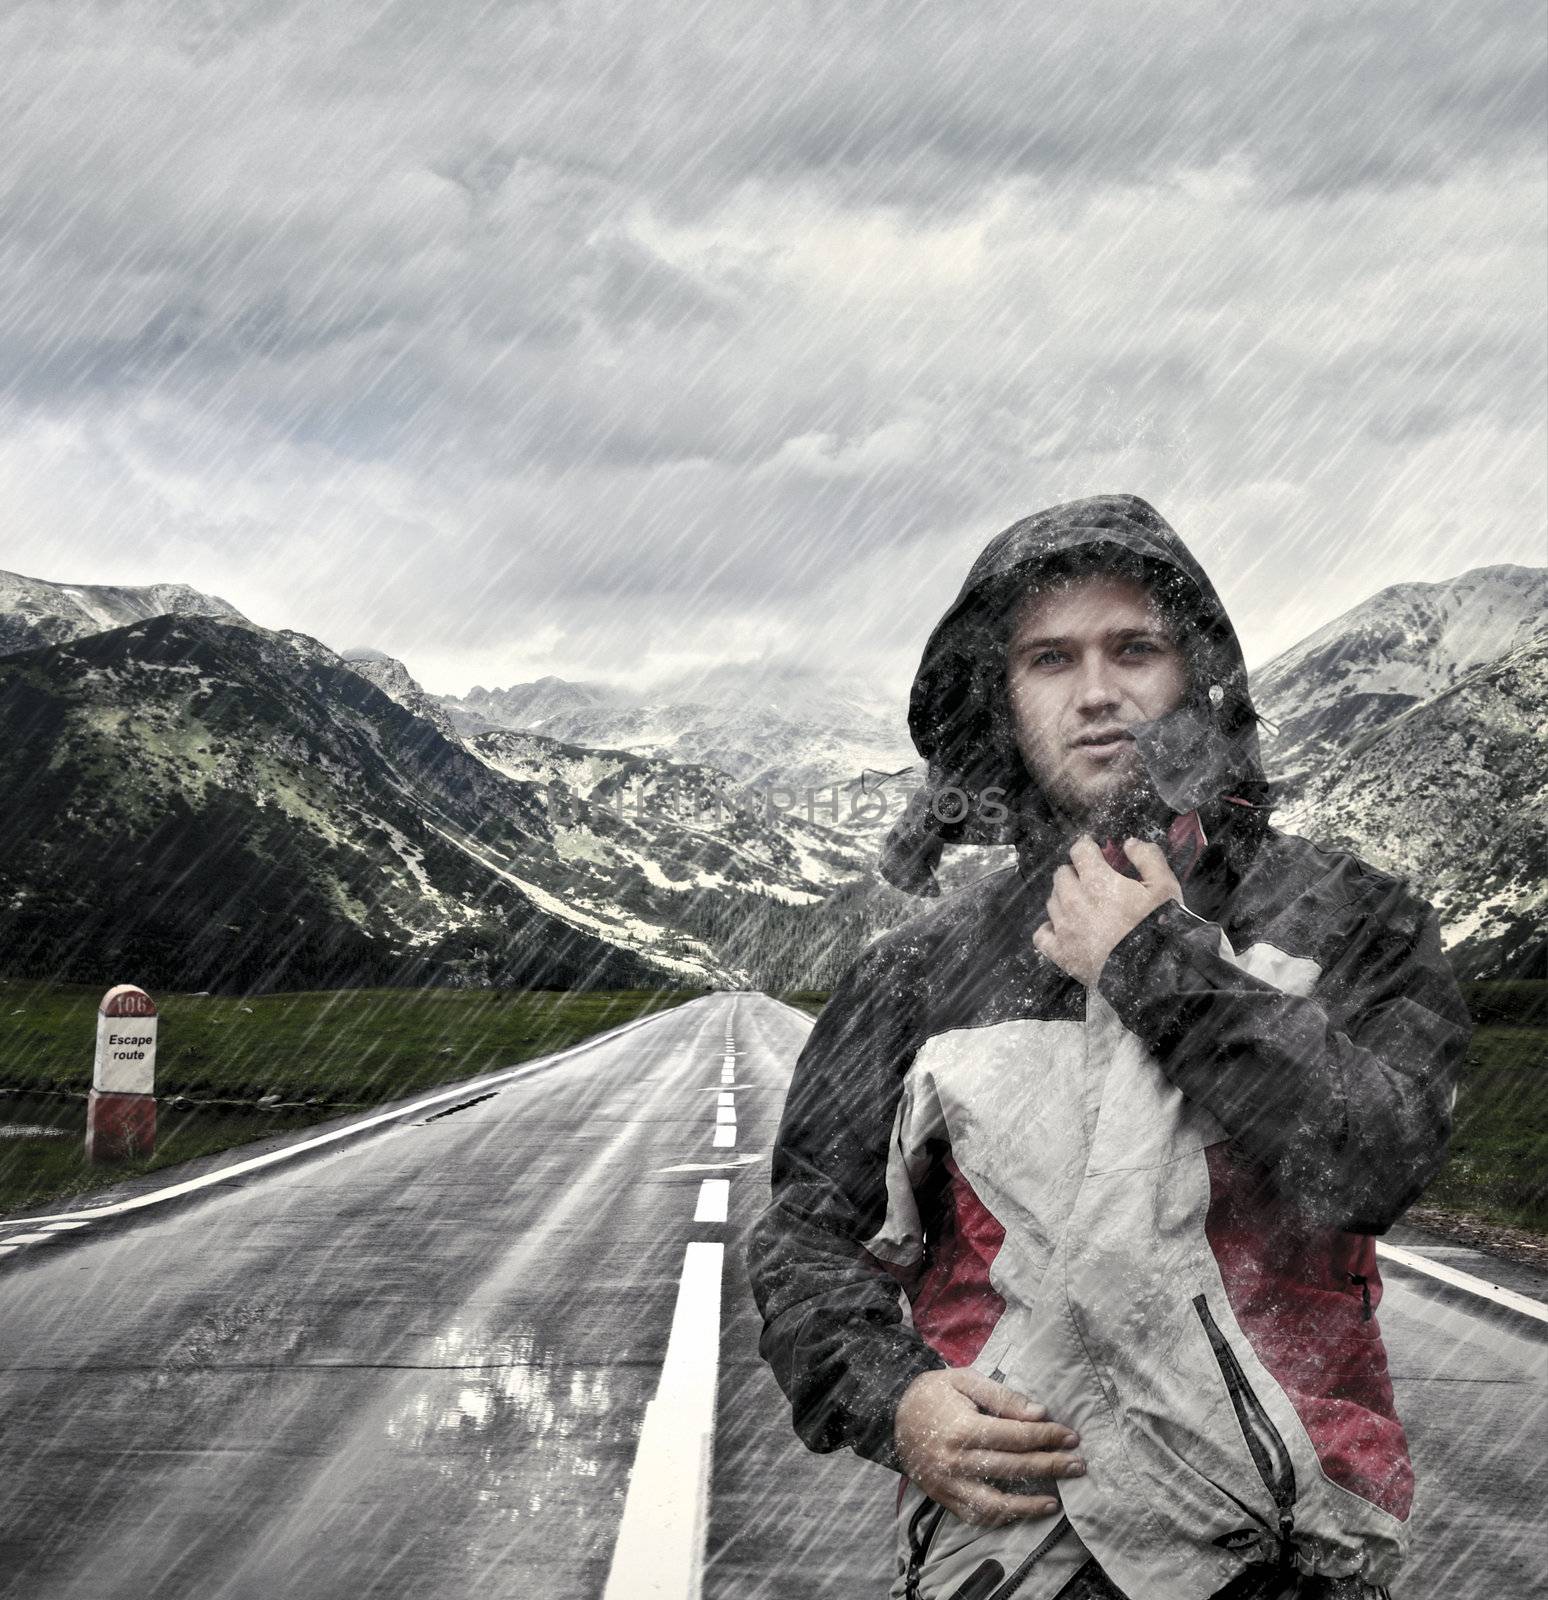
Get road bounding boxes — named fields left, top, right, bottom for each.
left=0, top=992, right=1542, bottom=1599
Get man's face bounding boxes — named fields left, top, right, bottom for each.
left=1005, top=573, right=1189, bottom=835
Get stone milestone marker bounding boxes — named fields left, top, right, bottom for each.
left=86, top=985, right=158, bottom=1164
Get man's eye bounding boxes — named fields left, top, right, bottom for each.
left=1122, top=640, right=1161, bottom=655
left=1030, top=650, right=1067, bottom=667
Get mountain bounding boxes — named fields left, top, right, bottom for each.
left=1245, top=563, right=1546, bottom=977
left=467, top=728, right=866, bottom=900
left=340, top=646, right=462, bottom=743
left=0, top=569, right=250, bottom=657
left=459, top=675, right=620, bottom=730
left=1253, top=564, right=1547, bottom=793
left=0, top=617, right=869, bottom=992
left=1280, top=631, right=1547, bottom=977
left=3, top=556, right=1537, bottom=988
left=441, top=658, right=915, bottom=791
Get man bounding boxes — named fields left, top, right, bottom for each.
left=745, top=496, right=1473, bottom=1600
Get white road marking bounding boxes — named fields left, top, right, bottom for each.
left=715, top=1106, right=736, bottom=1125
left=1376, top=1242, right=1548, bottom=1324
left=2, top=1233, right=60, bottom=1246
left=694, top=1180, right=729, bottom=1224
left=602, top=1242, right=724, bottom=1600
left=712, top=1126, right=736, bottom=1149
left=717, top=1092, right=734, bottom=1107
left=41, top=1220, right=92, bottom=1231
left=0, top=1000, right=705, bottom=1230
left=658, top=1156, right=763, bottom=1173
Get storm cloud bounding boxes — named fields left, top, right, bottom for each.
left=0, top=0, right=1542, bottom=696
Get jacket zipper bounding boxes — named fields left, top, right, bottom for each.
left=1192, top=1294, right=1298, bottom=1564
left=907, top=1500, right=1071, bottom=1600
left=904, top=1496, right=948, bottom=1600
left=985, top=1515, right=1071, bottom=1599
left=912, top=1370, right=1068, bottom=1600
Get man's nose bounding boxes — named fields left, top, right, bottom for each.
left=1073, top=656, right=1120, bottom=712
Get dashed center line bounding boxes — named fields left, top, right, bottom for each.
left=694, top=1180, right=729, bottom=1224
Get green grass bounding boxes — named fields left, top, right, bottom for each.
left=0, top=980, right=704, bottom=1216
left=1424, top=1020, right=1548, bottom=1233
left=0, top=980, right=702, bottom=1104
left=1457, top=979, right=1548, bottom=1029
left=771, top=989, right=829, bottom=1017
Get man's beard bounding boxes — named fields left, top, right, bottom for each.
left=1045, top=767, right=1174, bottom=844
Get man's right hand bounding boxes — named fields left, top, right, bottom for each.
left=893, top=1368, right=1084, bottom=1528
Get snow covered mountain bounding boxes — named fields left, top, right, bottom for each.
left=0, top=617, right=867, bottom=991
left=2, top=557, right=1538, bottom=986
left=468, top=728, right=865, bottom=902
left=459, top=675, right=619, bottom=732
left=0, top=569, right=250, bottom=656
left=441, top=657, right=916, bottom=791
left=340, top=646, right=463, bottom=743
left=1279, top=631, right=1547, bottom=977
left=1239, top=562, right=1547, bottom=976
left=1253, top=564, right=1547, bottom=793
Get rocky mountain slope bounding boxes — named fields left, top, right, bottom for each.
left=458, top=675, right=618, bottom=732
left=0, top=559, right=1539, bottom=987
left=340, top=647, right=463, bottom=743
left=1253, top=564, right=1547, bottom=795
left=0, top=617, right=861, bottom=992
left=1280, top=631, right=1547, bottom=977
left=0, top=569, right=250, bottom=656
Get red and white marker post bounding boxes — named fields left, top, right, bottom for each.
left=86, top=985, right=158, bottom=1164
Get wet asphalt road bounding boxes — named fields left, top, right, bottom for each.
left=0, top=991, right=1543, bottom=1600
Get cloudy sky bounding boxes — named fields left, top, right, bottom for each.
left=1, top=0, right=1543, bottom=701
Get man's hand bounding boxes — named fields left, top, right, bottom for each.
left=893, top=1368, right=1083, bottom=1527
left=1033, top=835, right=1183, bottom=988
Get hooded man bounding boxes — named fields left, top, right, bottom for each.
left=745, top=496, right=1473, bottom=1600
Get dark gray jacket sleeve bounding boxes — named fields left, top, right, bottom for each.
left=1095, top=875, right=1473, bottom=1233
left=745, top=937, right=948, bottom=1472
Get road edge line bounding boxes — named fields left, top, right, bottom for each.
left=1375, top=1241, right=1548, bottom=1324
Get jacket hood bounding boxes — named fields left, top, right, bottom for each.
left=879, top=494, right=1273, bottom=897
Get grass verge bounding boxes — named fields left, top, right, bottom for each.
left=0, top=980, right=703, bottom=1215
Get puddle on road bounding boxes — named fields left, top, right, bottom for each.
left=385, top=1321, right=634, bottom=1516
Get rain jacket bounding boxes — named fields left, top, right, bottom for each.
left=745, top=496, right=1473, bottom=1600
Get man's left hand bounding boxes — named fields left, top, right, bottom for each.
left=1032, top=835, right=1184, bottom=988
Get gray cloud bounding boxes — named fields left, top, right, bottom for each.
left=0, top=0, right=1542, bottom=697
